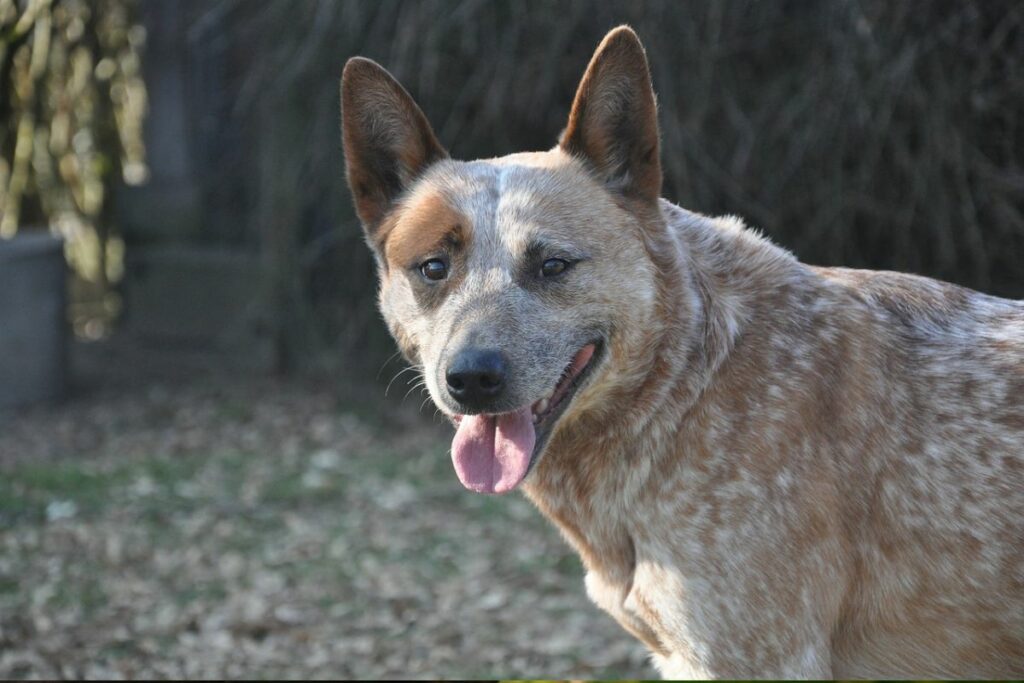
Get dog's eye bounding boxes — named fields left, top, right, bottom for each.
left=540, top=258, right=571, bottom=278
left=419, top=259, right=448, bottom=281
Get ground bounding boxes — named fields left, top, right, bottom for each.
left=0, top=340, right=652, bottom=679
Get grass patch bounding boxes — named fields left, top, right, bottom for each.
left=0, top=461, right=130, bottom=523
left=0, top=576, right=20, bottom=595
left=51, top=575, right=108, bottom=616
left=0, top=451, right=237, bottom=525
left=173, top=582, right=229, bottom=605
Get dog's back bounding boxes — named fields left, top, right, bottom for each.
left=810, top=264, right=1024, bottom=676
left=650, top=204, right=1024, bottom=677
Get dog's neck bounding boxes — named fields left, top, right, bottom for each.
left=523, top=199, right=804, bottom=583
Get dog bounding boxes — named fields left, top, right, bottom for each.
left=340, top=25, right=1023, bottom=678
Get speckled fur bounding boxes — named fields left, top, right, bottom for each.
left=341, top=27, right=1024, bottom=679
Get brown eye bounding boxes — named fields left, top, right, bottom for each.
left=420, top=259, right=448, bottom=281
left=540, top=258, right=570, bottom=278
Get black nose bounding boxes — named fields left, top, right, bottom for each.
left=446, top=348, right=507, bottom=409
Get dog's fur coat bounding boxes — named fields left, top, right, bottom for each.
left=340, top=26, right=1024, bottom=678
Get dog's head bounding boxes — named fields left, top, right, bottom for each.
left=341, top=27, right=668, bottom=493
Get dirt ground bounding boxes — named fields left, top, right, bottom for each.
left=0, top=340, right=652, bottom=679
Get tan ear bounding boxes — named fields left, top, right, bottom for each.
left=341, top=57, right=448, bottom=237
left=560, top=26, right=661, bottom=201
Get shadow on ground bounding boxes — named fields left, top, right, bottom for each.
left=0, top=338, right=651, bottom=678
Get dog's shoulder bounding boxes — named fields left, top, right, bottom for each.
left=811, top=265, right=1023, bottom=349
left=812, top=265, right=1023, bottom=450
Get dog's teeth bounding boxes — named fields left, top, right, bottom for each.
left=535, top=398, right=550, bottom=415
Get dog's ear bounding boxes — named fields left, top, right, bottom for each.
left=560, top=26, right=661, bottom=201
left=341, top=57, right=448, bottom=238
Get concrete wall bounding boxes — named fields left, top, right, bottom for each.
left=0, top=234, right=67, bottom=408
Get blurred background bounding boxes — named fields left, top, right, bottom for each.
left=0, top=0, right=1021, bottom=678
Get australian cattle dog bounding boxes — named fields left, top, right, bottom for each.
left=340, top=26, right=1023, bottom=678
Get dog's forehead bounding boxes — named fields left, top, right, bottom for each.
left=416, top=151, right=603, bottom=247
left=383, top=151, right=616, bottom=272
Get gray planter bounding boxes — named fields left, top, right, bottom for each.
left=0, top=232, right=67, bottom=408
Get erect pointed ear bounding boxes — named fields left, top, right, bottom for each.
left=341, top=57, right=448, bottom=237
left=560, top=26, right=661, bottom=201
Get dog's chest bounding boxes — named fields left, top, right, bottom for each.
left=583, top=551, right=672, bottom=656
left=583, top=549, right=721, bottom=678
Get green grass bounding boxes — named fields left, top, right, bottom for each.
left=52, top=576, right=108, bottom=615
left=0, top=461, right=128, bottom=522
left=0, top=450, right=239, bottom=525
left=173, top=583, right=229, bottom=605
left=0, top=576, right=20, bottom=595
left=0, top=445, right=366, bottom=527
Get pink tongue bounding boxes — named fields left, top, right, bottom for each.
left=451, top=408, right=536, bottom=494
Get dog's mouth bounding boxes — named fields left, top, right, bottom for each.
left=449, top=341, right=603, bottom=495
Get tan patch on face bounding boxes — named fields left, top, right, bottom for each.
left=383, top=191, right=469, bottom=270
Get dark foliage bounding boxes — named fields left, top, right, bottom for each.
left=197, top=0, right=1022, bottom=369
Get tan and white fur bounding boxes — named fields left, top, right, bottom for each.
left=340, top=26, right=1024, bottom=678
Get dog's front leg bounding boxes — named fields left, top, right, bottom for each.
left=647, top=600, right=834, bottom=679
left=628, top=560, right=838, bottom=679
left=584, top=570, right=671, bottom=659
left=650, top=641, right=833, bottom=680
